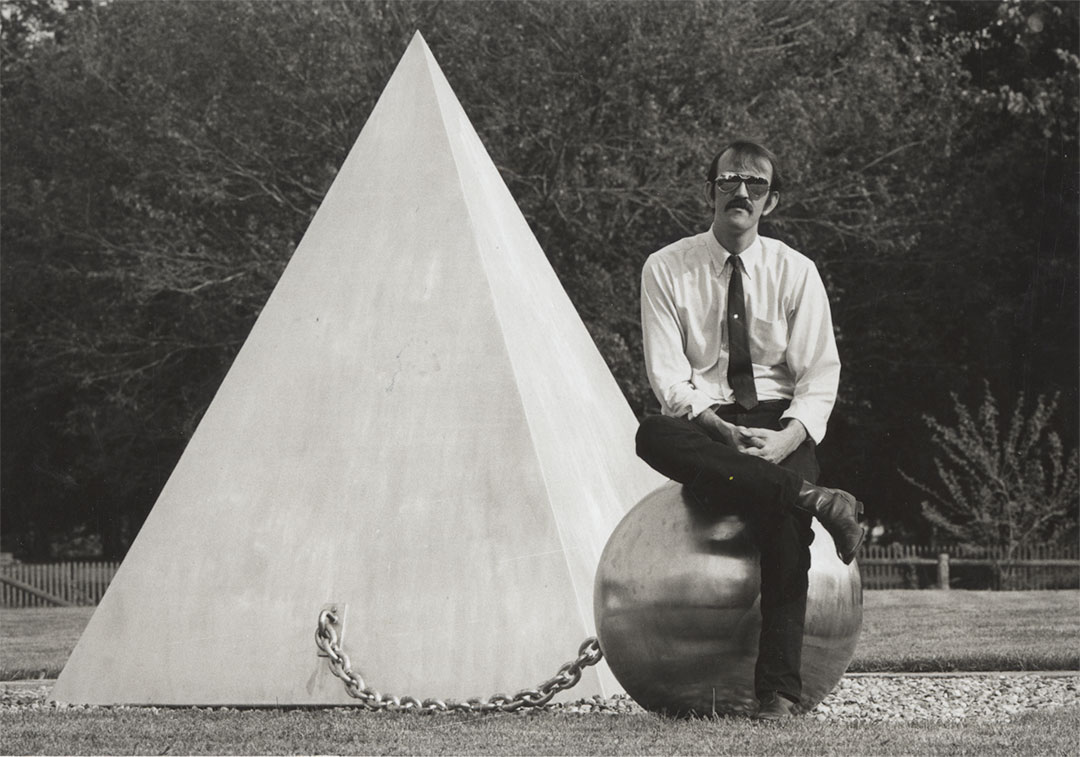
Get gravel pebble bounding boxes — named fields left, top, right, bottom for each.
left=2, top=675, right=1077, bottom=722
left=812, top=674, right=1079, bottom=723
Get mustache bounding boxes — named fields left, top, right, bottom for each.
left=725, top=198, right=754, bottom=212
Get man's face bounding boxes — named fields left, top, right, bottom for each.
left=707, top=151, right=779, bottom=236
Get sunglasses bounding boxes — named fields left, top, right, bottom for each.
left=711, top=174, right=771, bottom=201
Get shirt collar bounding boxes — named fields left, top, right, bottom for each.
left=706, top=231, right=762, bottom=280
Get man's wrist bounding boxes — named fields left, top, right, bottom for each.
left=781, top=418, right=808, bottom=445
left=691, top=407, right=721, bottom=431
left=692, top=407, right=734, bottom=443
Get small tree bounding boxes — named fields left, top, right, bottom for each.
left=904, top=382, right=1079, bottom=588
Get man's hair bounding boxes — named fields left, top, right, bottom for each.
left=706, top=140, right=784, bottom=195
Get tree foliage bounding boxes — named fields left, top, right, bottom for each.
left=902, top=383, right=1079, bottom=584
left=1, top=0, right=1077, bottom=557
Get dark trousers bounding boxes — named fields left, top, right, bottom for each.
left=634, top=401, right=818, bottom=703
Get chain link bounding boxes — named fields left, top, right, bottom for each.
left=315, top=609, right=604, bottom=713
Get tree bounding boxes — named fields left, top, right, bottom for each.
left=1, top=0, right=1077, bottom=557
left=864, top=0, right=1080, bottom=540
left=903, top=383, right=1079, bottom=586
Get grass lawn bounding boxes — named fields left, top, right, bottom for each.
left=1, top=701, right=1078, bottom=755
left=0, top=607, right=93, bottom=680
left=1, top=590, right=1078, bottom=755
left=3, top=590, right=1077, bottom=679
left=852, top=589, right=1079, bottom=672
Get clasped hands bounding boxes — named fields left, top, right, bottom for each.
left=693, top=408, right=806, bottom=464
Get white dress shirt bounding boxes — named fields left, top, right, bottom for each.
left=641, top=230, right=840, bottom=444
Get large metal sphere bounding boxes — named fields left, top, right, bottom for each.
left=594, top=481, right=862, bottom=716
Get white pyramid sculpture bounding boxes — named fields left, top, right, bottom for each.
left=51, top=32, right=664, bottom=705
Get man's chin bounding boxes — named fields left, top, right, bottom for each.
left=721, top=210, right=755, bottom=226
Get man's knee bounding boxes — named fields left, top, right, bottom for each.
left=635, top=415, right=663, bottom=460
left=778, top=439, right=820, bottom=484
left=635, top=414, right=689, bottom=463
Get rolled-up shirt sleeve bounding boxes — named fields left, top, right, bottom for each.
left=641, top=257, right=716, bottom=419
left=780, top=263, right=841, bottom=444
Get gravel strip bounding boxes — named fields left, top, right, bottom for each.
left=813, top=674, right=1078, bottom=722
left=2, top=675, right=1077, bottom=722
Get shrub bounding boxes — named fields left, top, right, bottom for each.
left=903, top=382, right=1079, bottom=588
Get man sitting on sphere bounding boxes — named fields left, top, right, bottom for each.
left=635, top=139, right=866, bottom=720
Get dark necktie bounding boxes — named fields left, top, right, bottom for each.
left=726, top=255, right=758, bottom=410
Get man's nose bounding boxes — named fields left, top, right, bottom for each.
left=733, top=180, right=751, bottom=198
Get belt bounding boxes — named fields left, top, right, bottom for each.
left=713, top=399, right=791, bottom=418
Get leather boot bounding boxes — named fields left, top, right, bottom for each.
left=794, top=482, right=866, bottom=564
left=753, top=692, right=800, bottom=720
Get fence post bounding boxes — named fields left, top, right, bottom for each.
left=937, top=553, right=950, bottom=589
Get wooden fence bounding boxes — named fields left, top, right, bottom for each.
left=860, top=543, right=1080, bottom=590
left=1, top=545, right=1077, bottom=607
left=1, top=561, right=120, bottom=607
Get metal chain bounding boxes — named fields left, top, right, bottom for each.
left=315, top=609, right=604, bottom=713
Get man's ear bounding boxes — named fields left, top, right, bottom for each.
left=762, top=191, right=780, bottom=217
left=703, top=181, right=716, bottom=208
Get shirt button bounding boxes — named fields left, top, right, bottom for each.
left=733, top=314, right=740, bottom=319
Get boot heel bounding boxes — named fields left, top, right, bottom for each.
left=836, top=526, right=867, bottom=565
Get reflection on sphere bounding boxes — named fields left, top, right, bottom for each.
left=594, top=481, right=862, bottom=716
